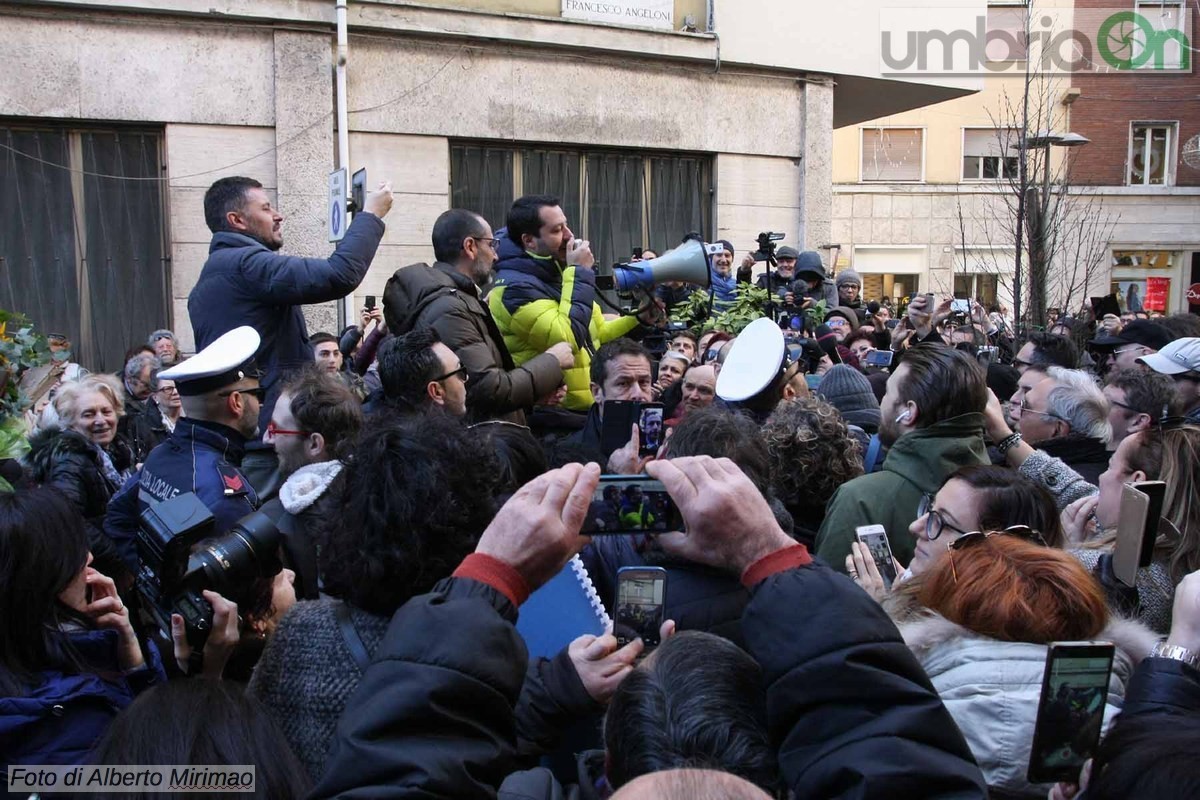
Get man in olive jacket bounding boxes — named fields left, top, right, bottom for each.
left=816, top=344, right=991, bottom=570
left=383, top=209, right=571, bottom=425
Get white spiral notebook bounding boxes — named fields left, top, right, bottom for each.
left=516, top=555, right=611, bottom=659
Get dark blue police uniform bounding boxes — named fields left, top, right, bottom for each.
left=104, top=418, right=258, bottom=572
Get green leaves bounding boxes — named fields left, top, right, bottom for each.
left=670, top=285, right=774, bottom=336
left=0, top=309, right=52, bottom=422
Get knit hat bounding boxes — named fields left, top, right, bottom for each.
left=836, top=268, right=862, bottom=289
left=718, top=239, right=735, bottom=256
left=818, top=364, right=881, bottom=430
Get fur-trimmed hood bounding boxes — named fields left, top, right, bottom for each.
left=893, top=610, right=1158, bottom=797
left=278, top=460, right=343, bottom=515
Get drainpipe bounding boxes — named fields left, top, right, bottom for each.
left=336, top=0, right=353, bottom=329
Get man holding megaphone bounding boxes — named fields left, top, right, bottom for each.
left=490, top=195, right=672, bottom=411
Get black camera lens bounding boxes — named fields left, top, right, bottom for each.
left=186, top=511, right=282, bottom=600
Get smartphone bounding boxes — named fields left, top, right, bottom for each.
left=601, top=400, right=640, bottom=455
left=1027, top=641, right=1115, bottom=784
left=365, top=295, right=377, bottom=311
left=638, top=404, right=664, bottom=457
left=582, top=475, right=682, bottom=536
left=976, top=346, right=997, bottom=367
left=865, top=349, right=894, bottom=368
left=951, top=298, right=971, bottom=314
left=925, top=292, right=936, bottom=311
left=351, top=167, right=367, bottom=213
left=632, top=247, right=644, bottom=259
left=885, top=318, right=900, bottom=330
left=1113, top=480, right=1166, bottom=586
left=855, top=525, right=897, bottom=590
left=614, top=566, right=667, bottom=650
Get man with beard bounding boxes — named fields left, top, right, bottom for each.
left=189, top=175, right=393, bottom=493
left=383, top=209, right=571, bottom=424
left=815, top=344, right=990, bottom=570
left=490, top=195, right=645, bottom=411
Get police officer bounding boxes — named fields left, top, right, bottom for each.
left=104, top=326, right=263, bottom=571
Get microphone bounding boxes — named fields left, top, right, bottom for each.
left=814, top=324, right=843, bottom=364
left=867, top=301, right=880, bottom=315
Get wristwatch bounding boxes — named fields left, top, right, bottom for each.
left=1151, top=640, right=1200, bottom=670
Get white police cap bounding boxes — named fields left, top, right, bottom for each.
left=716, top=317, right=786, bottom=402
left=159, top=326, right=261, bottom=396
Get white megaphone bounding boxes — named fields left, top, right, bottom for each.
left=611, top=239, right=713, bottom=292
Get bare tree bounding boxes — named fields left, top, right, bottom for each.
left=953, top=4, right=1119, bottom=330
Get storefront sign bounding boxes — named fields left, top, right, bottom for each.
left=1145, top=276, right=1171, bottom=311
left=561, top=0, right=674, bottom=30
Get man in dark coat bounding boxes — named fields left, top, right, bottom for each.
left=311, top=458, right=987, bottom=799
left=383, top=209, right=569, bottom=425
left=188, top=175, right=392, bottom=493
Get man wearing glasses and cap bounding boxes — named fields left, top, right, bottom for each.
left=1088, top=318, right=1172, bottom=376
left=1137, top=337, right=1200, bottom=424
left=104, top=327, right=264, bottom=571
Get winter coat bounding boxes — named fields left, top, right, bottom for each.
left=489, top=237, right=638, bottom=411
left=119, top=396, right=172, bottom=464
left=1016, top=447, right=1098, bottom=512
left=1035, top=434, right=1110, bottom=487
left=258, top=460, right=345, bottom=601
left=103, top=419, right=258, bottom=573
left=188, top=212, right=386, bottom=435
left=0, top=628, right=165, bottom=786
left=1072, top=547, right=1175, bottom=634
left=383, top=261, right=563, bottom=424
left=310, top=557, right=987, bottom=799
left=894, top=611, right=1156, bottom=798
left=815, top=412, right=990, bottom=570
left=22, top=428, right=133, bottom=580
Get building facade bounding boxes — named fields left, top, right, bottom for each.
left=0, top=0, right=979, bottom=370
left=831, top=0, right=1200, bottom=320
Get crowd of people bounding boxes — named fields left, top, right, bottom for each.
left=2, top=177, right=1200, bottom=799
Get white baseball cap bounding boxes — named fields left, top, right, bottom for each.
left=1137, top=337, right=1200, bottom=376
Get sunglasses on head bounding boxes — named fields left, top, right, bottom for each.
left=946, top=525, right=1048, bottom=582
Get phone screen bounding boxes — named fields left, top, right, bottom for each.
left=638, top=405, right=664, bottom=456
left=951, top=299, right=971, bottom=314
left=582, top=477, right=680, bottom=536
left=365, top=295, right=377, bottom=311
left=856, top=527, right=897, bottom=589
left=1028, top=644, right=1114, bottom=784
left=865, top=349, right=893, bottom=367
left=351, top=167, right=367, bottom=213
left=615, top=567, right=666, bottom=649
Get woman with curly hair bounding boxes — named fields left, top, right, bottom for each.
left=763, top=396, right=864, bottom=547
left=247, top=415, right=503, bottom=782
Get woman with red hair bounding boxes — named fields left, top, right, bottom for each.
left=886, top=533, right=1157, bottom=798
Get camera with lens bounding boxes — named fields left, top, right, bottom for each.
left=751, top=231, right=785, bottom=264
left=136, top=492, right=282, bottom=650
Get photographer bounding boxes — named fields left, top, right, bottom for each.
left=0, top=487, right=165, bottom=779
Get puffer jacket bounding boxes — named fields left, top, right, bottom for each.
left=384, top=261, right=563, bottom=424
left=489, top=236, right=638, bottom=411
left=0, top=628, right=165, bottom=787
left=815, top=412, right=990, bottom=570
left=22, top=428, right=132, bottom=580
left=894, top=611, right=1157, bottom=798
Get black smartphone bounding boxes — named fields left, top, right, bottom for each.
left=855, top=525, right=897, bottom=590
left=614, top=566, right=667, bottom=650
left=632, top=247, right=644, bottom=259
left=885, top=318, right=900, bottom=329
left=581, top=475, right=682, bottom=536
left=365, top=295, right=377, bottom=311
left=351, top=167, right=367, bottom=213
left=638, top=403, right=664, bottom=457
left=865, top=349, right=894, bottom=368
left=601, top=400, right=640, bottom=456
left=1027, top=641, right=1115, bottom=785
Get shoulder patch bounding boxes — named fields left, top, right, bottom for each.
left=216, top=463, right=249, bottom=496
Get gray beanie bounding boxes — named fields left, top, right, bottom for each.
left=818, top=364, right=881, bottom=430
left=836, top=268, right=862, bottom=289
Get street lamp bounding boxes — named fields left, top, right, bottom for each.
left=1015, top=131, right=1090, bottom=330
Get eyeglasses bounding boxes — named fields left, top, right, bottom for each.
left=1018, top=402, right=1066, bottom=423
left=827, top=318, right=849, bottom=328
left=1011, top=357, right=1032, bottom=370
left=469, top=236, right=500, bottom=250
left=946, top=525, right=1049, bottom=582
left=434, top=365, right=469, bottom=384
left=265, top=421, right=308, bottom=438
left=1110, top=345, right=1147, bottom=358
left=219, top=387, right=266, bottom=402
left=917, top=493, right=973, bottom=541
left=1109, top=397, right=1139, bottom=414
left=155, top=386, right=179, bottom=396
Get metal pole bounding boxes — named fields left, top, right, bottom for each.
left=335, top=0, right=353, bottom=329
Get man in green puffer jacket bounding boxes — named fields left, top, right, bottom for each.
left=489, top=195, right=643, bottom=412
left=816, top=344, right=991, bottom=570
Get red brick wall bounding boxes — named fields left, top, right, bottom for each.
left=1070, top=0, right=1200, bottom=186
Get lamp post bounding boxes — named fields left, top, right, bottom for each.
left=1018, top=131, right=1090, bottom=329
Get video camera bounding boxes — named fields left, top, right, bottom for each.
left=750, top=231, right=785, bottom=265
left=136, top=493, right=282, bottom=649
